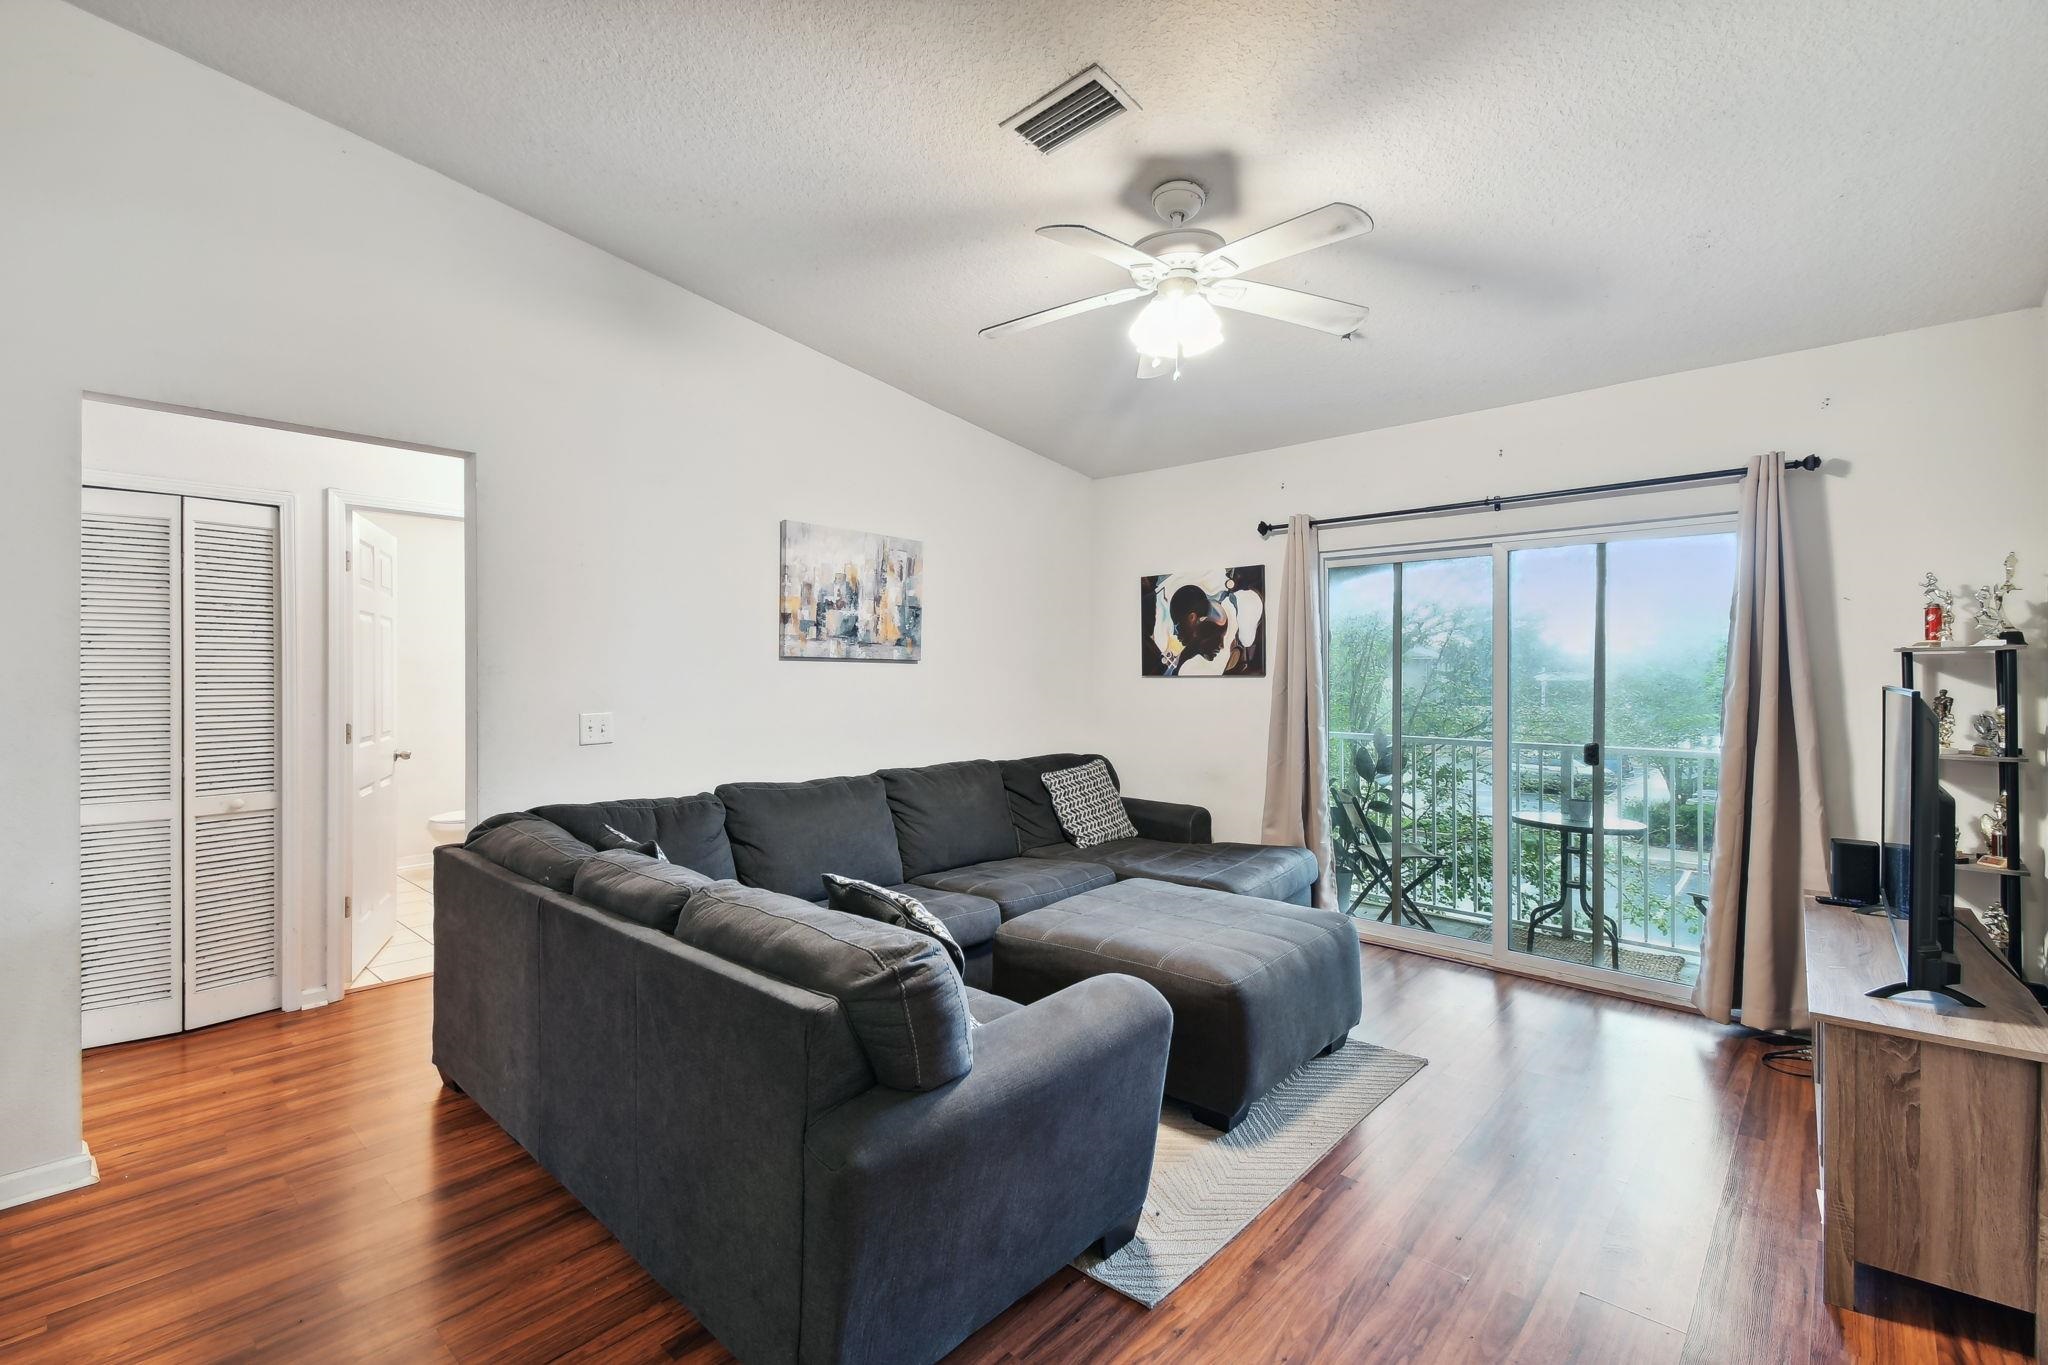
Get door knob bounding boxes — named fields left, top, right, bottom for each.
left=227, top=797, right=246, bottom=811
left=394, top=751, right=412, bottom=761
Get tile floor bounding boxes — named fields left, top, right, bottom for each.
left=351, top=864, right=435, bottom=987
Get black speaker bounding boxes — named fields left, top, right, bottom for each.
left=1830, top=837, right=1881, bottom=905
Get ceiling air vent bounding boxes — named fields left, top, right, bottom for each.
left=1002, top=66, right=1138, bottom=154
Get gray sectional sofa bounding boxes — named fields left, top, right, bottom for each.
left=434, top=752, right=1358, bottom=1365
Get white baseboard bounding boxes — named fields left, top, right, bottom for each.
left=295, top=986, right=333, bottom=1011
left=397, top=854, right=435, bottom=874
left=0, top=1144, right=99, bottom=1213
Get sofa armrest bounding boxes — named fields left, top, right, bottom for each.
left=1122, top=795, right=1212, bottom=843
left=800, top=974, right=1171, bottom=1365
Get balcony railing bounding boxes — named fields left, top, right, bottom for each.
left=1328, top=731, right=1720, bottom=964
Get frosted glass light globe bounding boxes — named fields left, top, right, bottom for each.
left=1129, top=277, right=1223, bottom=360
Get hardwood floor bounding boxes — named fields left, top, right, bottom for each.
left=1, top=946, right=2033, bottom=1362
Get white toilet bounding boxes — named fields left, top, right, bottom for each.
left=427, top=809, right=467, bottom=846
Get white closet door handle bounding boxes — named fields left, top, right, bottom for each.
left=227, top=797, right=247, bottom=811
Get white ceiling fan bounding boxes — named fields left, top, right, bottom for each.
left=980, top=179, right=1373, bottom=379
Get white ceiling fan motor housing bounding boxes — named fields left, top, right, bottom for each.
left=1136, top=179, right=1224, bottom=277
left=1133, top=227, right=1224, bottom=269
left=1149, top=178, right=1207, bottom=226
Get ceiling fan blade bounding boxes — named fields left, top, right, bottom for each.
left=1036, top=224, right=1162, bottom=273
left=1206, top=280, right=1368, bottom=338
left=979, top=286, right=1149, bottom=338
left=1136, top=353, right=1173, bottom=380
left=1200, top=203, right=1373, bottom=277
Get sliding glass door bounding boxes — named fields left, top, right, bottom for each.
left=1505, top=542, right=1614, bottom=977
left=1325, top=523, right=1738, bottom=999
left=1325, top=554, right=1495, bottom=948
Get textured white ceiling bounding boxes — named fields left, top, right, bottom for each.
left=71, top=0, right=2048, bottom=477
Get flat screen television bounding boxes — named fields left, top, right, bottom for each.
left=1870, top=686, right=1975, bottom=1006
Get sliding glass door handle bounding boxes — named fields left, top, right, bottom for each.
left=1582, top=742, right=1601, bottom=765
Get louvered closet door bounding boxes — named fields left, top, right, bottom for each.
left=80, top=489, right=185, bottom=1047
left=181, top=498, right=282, bottom=1030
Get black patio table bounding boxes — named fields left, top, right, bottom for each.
left=1510, top=807, right=1648, bottom=969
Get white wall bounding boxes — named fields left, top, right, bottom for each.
left=368, top=512, right=468, bottom=868
left=0, top=1, right=1088, bottom=1201
left=81, top=402, right=465, bottom=1002
left=1087, top=309, right=2048, bottom=964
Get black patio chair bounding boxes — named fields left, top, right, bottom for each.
left=1327, top=784, right=1378, bottom=911
left=1334, top=738, right=1448, bottom=931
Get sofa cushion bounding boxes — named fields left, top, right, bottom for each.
left=879, top=760, right=1019, bottom=881
left=880, top=884, right=1001, bottom=950
left=1000, top=753, right=1119, bottom=850
left=911, top=856, right=1115, bottom=920
left=963, top=987, right=1023, bottom=1025
left=822, top=875, right=966, bottom=976
left=465, top=813, right=598, bottom=891
left=674, top=881, right=972, bottom=1092
left=530, top=794, right=737, bottom=880
left=716, top=774, right=904, bottom=900
left=1041, top=759, right=1139, bottom=849
left=1027, top=837, right=1318, bottom=905
left=573, top=849, right=714, bottom=932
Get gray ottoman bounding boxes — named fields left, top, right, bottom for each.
left=992, top=878, right=1362, bottom=1131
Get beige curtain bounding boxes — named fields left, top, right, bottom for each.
left=1261, top=515, right=1336, bottom=908
left=1693, top=456, right=1828, bottom=1032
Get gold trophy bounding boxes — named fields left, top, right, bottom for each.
left=1933, top=688, right=1957, bottom=750
left=1970, top=551, right=2024, bottom=645
left=1970, top=706, right=2006, bottom=758
left=1919, top=572, right=1955, bottom=645
left=1978, top=793, right=2009, bottom=869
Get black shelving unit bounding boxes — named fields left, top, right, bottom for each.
left=1898, top=644, right=2028, bottom=986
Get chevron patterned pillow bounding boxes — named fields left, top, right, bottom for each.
left=1040, top=758, right=1137, bottom=850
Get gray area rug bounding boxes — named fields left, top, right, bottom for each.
left=1073, top=1030, right=1427, bottom=1307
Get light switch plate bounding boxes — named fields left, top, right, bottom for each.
left=579, top=712, right=613, bottom=746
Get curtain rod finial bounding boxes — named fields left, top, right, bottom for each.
left=1795, top=454, right=1821, bottom=471
left=1256, top=520, right=1277, bottom=537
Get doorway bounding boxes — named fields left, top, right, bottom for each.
left=334, top=503, right=466, bottom=989
left=78, top=486, right=286, bottom=1046
left=1323, top=520, right=1739, bottom=1002
left=83, top=396, right=471, bottom=1017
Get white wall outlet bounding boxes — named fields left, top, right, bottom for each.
left=578, top=712, right=613, bottom=746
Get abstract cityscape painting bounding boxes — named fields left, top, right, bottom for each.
left=1141, top=566, right=1266, bottom=676
left=779, top=520, right=923, bottom=662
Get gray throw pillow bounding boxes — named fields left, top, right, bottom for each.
left=821, top=874, right=966, bottom=976
left=1040, top=758, right=1138, bottom=849
left=465, top=813, right=597, bottom=891
left=598, top=822, right=665, bottom=861
left=675, top=881, right=973, bottom=1092
left=573, top=849, right=710, bottom=932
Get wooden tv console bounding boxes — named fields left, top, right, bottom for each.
left=1806, top=898, right=2048, bottom=1355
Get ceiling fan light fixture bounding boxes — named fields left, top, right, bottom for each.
left=981, top=184, right=1372, bottom=377
left=1129, top=277, right=1223, bottom=362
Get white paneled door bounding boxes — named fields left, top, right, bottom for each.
left=348, top=513, right=400, bottom=978
left=79, top=489, right=185, bottom=1046
left=182, top=499, right=283, bottom=1030
left=79, top=489, right=281, bottom=1047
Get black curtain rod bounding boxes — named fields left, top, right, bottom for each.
left=1255, top=453, right=1822, bottom=538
